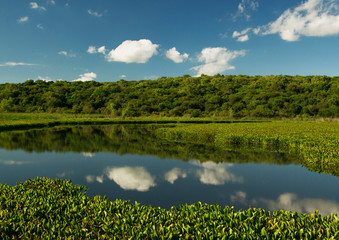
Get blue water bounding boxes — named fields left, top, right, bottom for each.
left=0, top=149, right=338, bottom=216
left=0, top=125, right=338, bottom=216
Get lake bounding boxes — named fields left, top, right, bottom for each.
left=0, top=124, right=338, bottom=216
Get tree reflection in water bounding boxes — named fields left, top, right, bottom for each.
left=1, top=125, right=337, bottom=216
left=0, top=124, right=300, bottom=165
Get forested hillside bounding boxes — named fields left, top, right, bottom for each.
left=0, top=75, right=338, bottom=118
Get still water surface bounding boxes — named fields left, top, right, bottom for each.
left=0, top=125, right=338, bottom=216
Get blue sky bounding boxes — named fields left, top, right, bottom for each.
left=1, top=0, right=339, bottom=83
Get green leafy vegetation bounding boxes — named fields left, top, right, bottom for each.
left=1, top=75, right=338, bottom=118
left=1, top=177, right=338, bottom=239
left=157, top=121, right=339, bottom=177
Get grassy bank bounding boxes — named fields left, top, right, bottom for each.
left=0, top=113, right=258, bottom=131
left=0, top=113, right=338, bottom=176
left=1, top=177, right=338, bottom=239
left=156, top=121, right=339, bottom=177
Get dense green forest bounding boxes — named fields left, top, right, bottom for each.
left=0, top=75, right=338, bottom=118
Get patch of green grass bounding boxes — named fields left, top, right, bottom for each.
left=0, top=113, right=259, bottom=131
left=1, top=177, right=338, bottom=239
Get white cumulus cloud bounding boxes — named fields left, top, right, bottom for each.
left=191, top=47, right=246, bottom=76
left=237, top=35, right=249, bottom=42
left=87, top=45, right=106, bottom=54
left=73, top=72, right=97, bottom=82
left=17, top=16, right=29, bottom=23
left=30, top=2, right=46, bottom=11
left=58, top=51, right=68, bottom=56
left=97, top=46, right=106, bottom=54
left=258, top=0, right=339, bottom=41
left=106, top=39, right=159, bottom=63
left=105, top=166, right=156, bottom=192
left=166, top=47, right=189, bottom=63
left=87, top=46, right=97, bottom=54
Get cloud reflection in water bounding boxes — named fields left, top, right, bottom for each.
left=231, top=191, right=339, bottom=216
left=82, top=152, right=96, bottom=158
left=165, top=168, right=187, bottom=184
left=256, top=193, right=339, bottom=216
left=105, top=166, right=156, bottom=192
left=190, top=161, right=243, bottom=185
left=86, top=160, right=243, bottom=191
left=0, top=159, right=31, bottom=165
left=230, top=191, right=247, bottom=204
left=86, top=175, right=104, bottom=183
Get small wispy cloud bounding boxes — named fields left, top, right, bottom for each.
left=219, top=33, right=228, bottom=39
left=37, top=24, right=44, bottom=30
left=58, top=50, right=76, bottom=58
left=233, top=0, right=259, bottom=21
left=88, top=9, right=103, bottom=17
left=37, top=76, right=53, bottom=82
left=87, top=46, right=106, bottom=54
left=232, top=27, right=251, bottom=42
left=17, top=16, right=29, bottom=23
left=0, top=62, right=38, bottom=67
left=87, top=46, right=97, bottom=54
left=30, top=2, right=46, bottom=11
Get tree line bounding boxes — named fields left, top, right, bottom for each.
left=0, top=74, right=338, bottom=118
